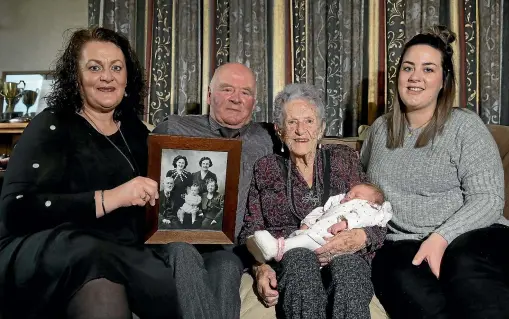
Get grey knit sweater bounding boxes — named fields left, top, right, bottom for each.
left=361, top=109, right=508, bottom=243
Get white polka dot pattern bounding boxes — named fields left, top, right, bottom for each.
left=50, top=125, right=56, bottom=130
left=33, top=163, right=40, bottom=168
left=45, top=201, right=51, bottom=207
left=16, top=195, right=23, bottom=199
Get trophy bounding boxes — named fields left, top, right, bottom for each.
left=22, top=89, right=39, bottom=118
left=0, top=80, right=26, bottom=114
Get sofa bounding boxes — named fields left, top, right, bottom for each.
left=239, top=124, right=509, bottom=319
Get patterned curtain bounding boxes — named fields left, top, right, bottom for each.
left=381, top=0, right=508, bottom=125
left=88, top=0, right=137, bottom=44
left=89, top=0, right=509, bottom=130
left=293, top=0, right=367, bottom=137
left=385, top=0, right=442, bottom=112
left=147, top=0, right=268, bottom=125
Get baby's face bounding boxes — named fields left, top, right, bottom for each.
left=191, top=187, right=199, bottom=196
left=340, top=185, right=379, bottom=204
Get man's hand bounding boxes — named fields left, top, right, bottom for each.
left=253, top=263, right=278, bottom=307
left=412, top=232, right=448, bottom=278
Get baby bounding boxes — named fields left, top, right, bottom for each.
left=247, top=183, right=393, bottom=263
left=177, top=184, right=202, bottom=224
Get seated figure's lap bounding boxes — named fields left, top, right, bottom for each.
left=239, top=273, right=388, bottom=319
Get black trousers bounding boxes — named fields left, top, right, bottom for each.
left=372, top=225, right=509, bottom=319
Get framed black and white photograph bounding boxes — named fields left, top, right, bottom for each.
left=145, top=135, right=242, bottom=245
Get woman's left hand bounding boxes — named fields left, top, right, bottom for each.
left=315, top=228, right=368, bottom=267
left=412, top=232, right=448, bottom=279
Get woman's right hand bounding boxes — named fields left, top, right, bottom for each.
left=253, top=263, right=279, bottom=307
left=105, top=176, right=159, bottom=212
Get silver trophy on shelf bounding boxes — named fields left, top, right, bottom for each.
left=21, top=89, right=39, bottom=120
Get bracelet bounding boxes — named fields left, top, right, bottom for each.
left=101, top=190, right=107, bottom=215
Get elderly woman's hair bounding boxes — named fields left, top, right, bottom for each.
left=272, top=83, right=326, bottom=128
left=388, top=25, right=456, bottom=149
left=199, top=157, right=213, bottom=167
left=171, top=155, right=188, bottom=169
left=46, top=27, right=146, bottom=120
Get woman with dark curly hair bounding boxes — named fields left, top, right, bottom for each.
left=166, top=155, right=193, bottom=212
left=0, top=27, right=226, bottom=319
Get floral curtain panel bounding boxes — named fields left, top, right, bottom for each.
left=292, top=0, right=367, bottom=137
left=88, top=0, right=137, bottom=44
left=89, top=0, right=509, bottom=134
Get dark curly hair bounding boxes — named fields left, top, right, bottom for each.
left=199, top=157, right=213, bottom=168
left=171, top=155, right=188, bottom=169
left=46, top=27, right=146, bottom=120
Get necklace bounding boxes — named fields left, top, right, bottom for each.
left=286, top=156, right=322, bottom=218
left=80, top=111, right=137, bottom=173
left=406, top=118, right=431, bottom=137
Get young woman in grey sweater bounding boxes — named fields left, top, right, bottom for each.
left=361, top=25, right=509, bottom=319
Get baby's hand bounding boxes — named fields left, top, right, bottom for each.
left=299, top=224, right=309, bottom=230
left=327, top=220, right=348, bottom=235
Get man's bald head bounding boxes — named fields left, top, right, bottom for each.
left=207, top=63, right=257, bottom=129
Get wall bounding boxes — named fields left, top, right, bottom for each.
left=0, top=0, right=88, bottom=74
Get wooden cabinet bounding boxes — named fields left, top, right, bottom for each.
left=0, top=123, right=28, bottom=156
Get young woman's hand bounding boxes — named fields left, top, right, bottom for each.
left=412, top=232, right=448, bottom=278
left=253, top=263, right=278, bottom=307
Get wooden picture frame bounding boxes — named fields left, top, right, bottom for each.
left=145, top=135, right=242, bottom=244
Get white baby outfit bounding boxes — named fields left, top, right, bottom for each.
left=247, top=194, right=393, bottom=263
left=177, top=193, right=202, bottom=224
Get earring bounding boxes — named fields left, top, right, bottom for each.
left=280, top=143, right=284, bottom=153
left=318, top=143, right=322, bottom=149
left=124, top=92, right=128, bottom=97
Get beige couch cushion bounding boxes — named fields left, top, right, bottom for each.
left=240, top=273, right=388, bottom=319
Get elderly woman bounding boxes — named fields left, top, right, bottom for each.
left=238, top=83, right=386, bottom=319
left=200, top=179, right=224, bottom=229
left=0, top=27, right=228, bottom=319
left=361, top=25, right=509, bottom=318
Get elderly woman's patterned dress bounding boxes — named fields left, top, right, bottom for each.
left=239, top=144, right=386, bottom=319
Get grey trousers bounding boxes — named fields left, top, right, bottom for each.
left=274, top=248, right=373, bottom=319
left=155, top=243, right=243, bottom=319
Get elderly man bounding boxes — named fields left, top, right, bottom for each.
left=153, top=62, right=279, bottom=319
left=154, top=62, right=279, bottom=236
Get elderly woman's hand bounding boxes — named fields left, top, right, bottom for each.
left=253, top=263, right=278, bottom=307
left=315, top=228, right=367, bottom=267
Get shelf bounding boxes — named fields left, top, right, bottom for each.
left=0, top=123, right=28, bottom=134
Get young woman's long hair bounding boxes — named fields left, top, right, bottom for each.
left=387, top=25, right=456, bottom=149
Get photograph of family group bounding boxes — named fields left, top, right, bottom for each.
left=158, top=149, right=228, bottom=231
